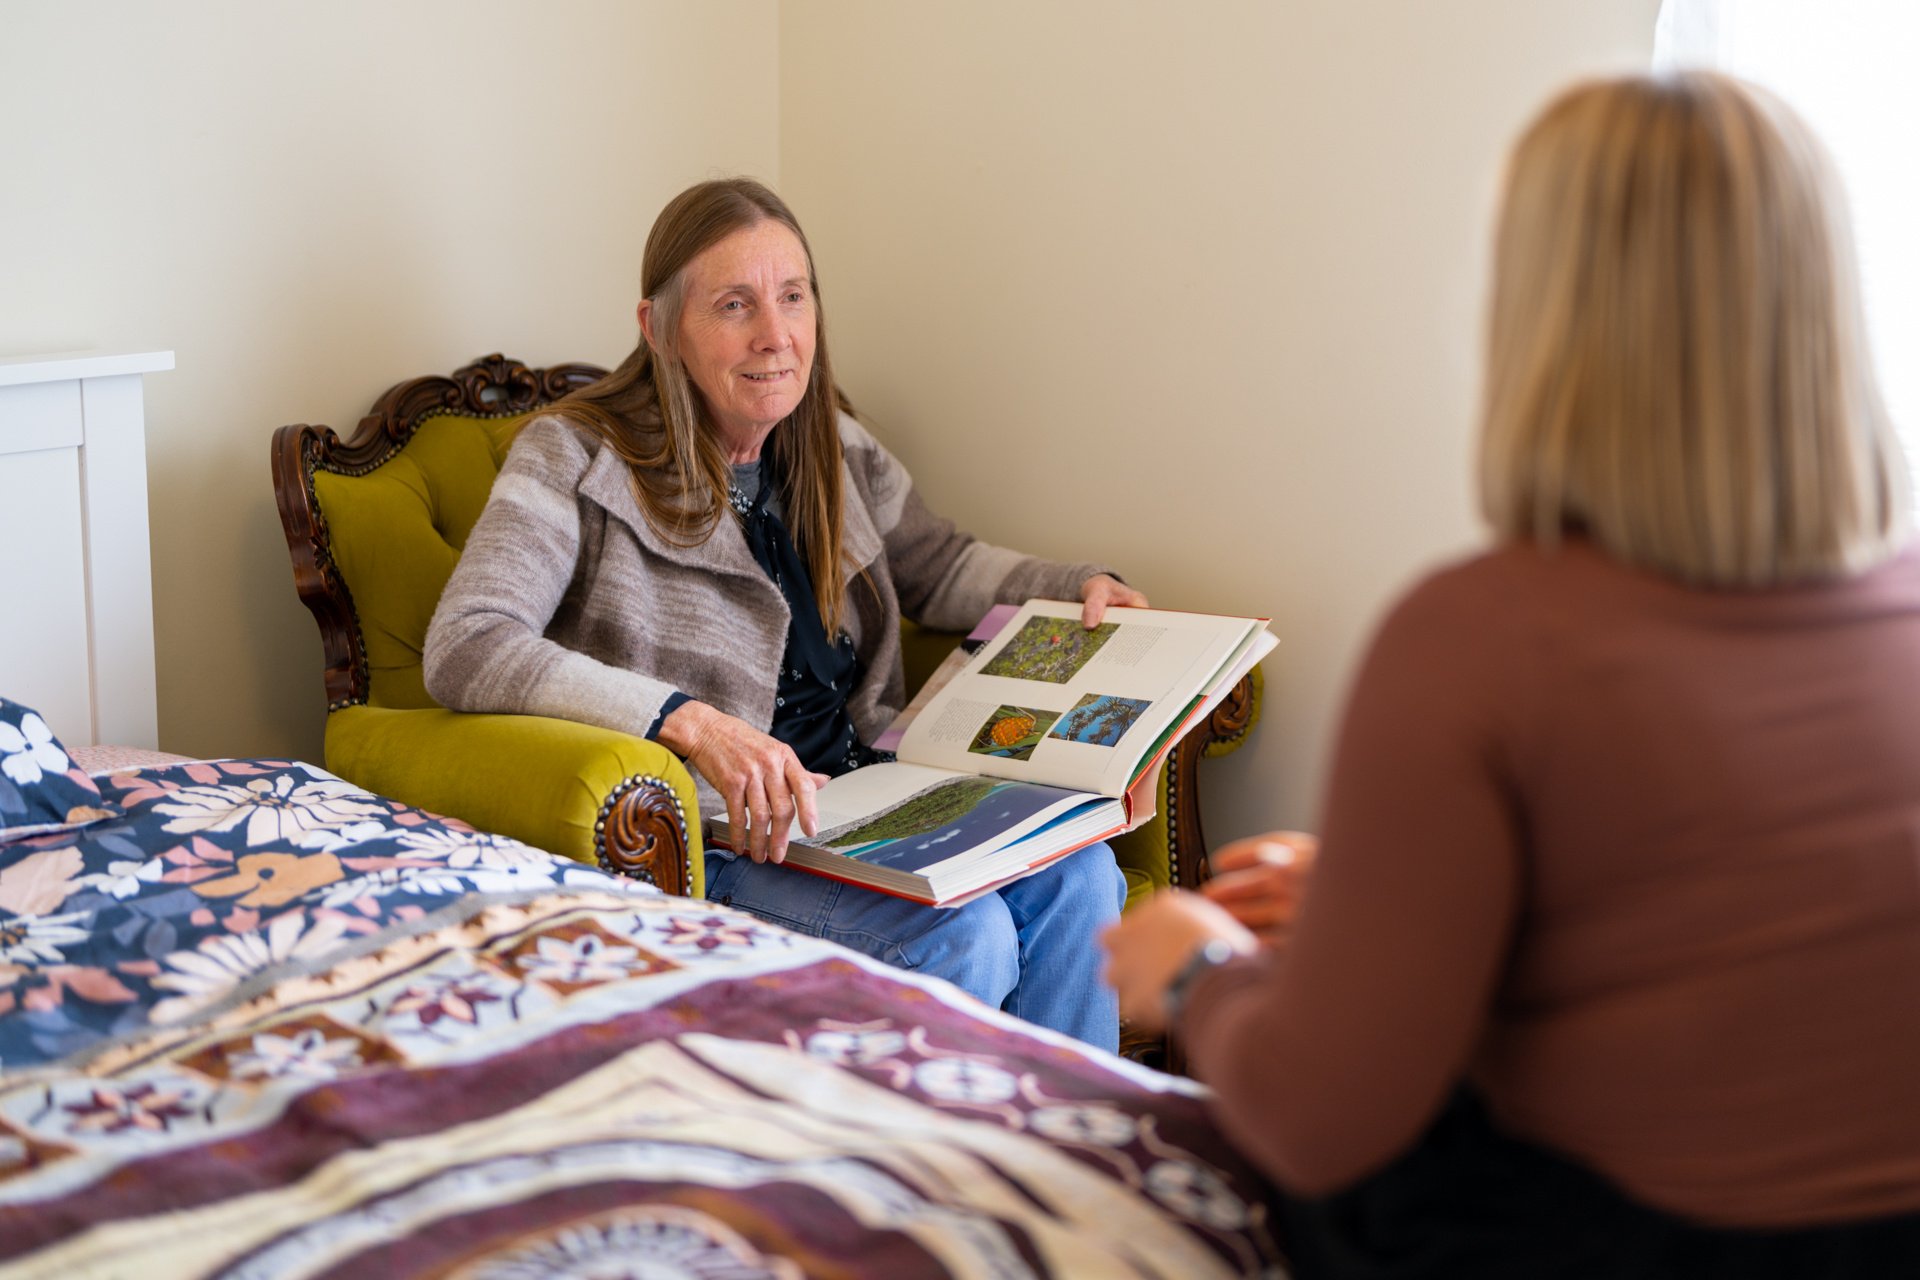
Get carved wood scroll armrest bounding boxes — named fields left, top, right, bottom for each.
left=594, top=774, right=693, bottom=897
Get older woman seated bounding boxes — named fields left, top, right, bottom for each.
left=424, top=178, right=1141, bottom=1050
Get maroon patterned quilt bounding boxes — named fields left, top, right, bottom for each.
left=0, top=760, right=1286, bottom=1277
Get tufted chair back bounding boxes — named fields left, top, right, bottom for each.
left=274, top=355, right=605, bottom=712
left=310, top=414, right=525, bottom=709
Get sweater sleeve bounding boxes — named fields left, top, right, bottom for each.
left=1180, top=568, right=1525, bottom=1196
left=423, top=418, right=684, bottom=737
left=842, top=414, right=1116, bottom=630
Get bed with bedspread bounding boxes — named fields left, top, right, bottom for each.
left=0, top=739, right=1286, bottom=1278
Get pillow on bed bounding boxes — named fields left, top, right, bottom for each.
left=0, top=699, right=122, bottom=846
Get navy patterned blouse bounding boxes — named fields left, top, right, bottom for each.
left=648, top=460, right=889, bottom=779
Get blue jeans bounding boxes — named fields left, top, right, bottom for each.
left=703, top=842, right=1127, bottom=1052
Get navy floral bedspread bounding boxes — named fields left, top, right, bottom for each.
left=0, top=760, right=1286, bottom=1279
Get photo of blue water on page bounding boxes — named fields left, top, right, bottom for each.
left=817, top=775, right=1099, bottom=872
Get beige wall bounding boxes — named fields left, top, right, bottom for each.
left=0, top=0, right=782, bottom=760
left=4, top=1, right=1660, bottom=845
left=781, top=0, right=1660, bottom=840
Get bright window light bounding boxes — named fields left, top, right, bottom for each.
left=1656, top=1, right=1920, bottom=490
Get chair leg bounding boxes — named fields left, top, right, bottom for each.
left=1118, top=1022, right=1172, bottom=1071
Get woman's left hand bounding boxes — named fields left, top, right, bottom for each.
left=1101, top=890, right=1256, bottom=1037
left=1203, top=831, right=1319, bottom=945
left=1080, top=573, right=1148, bottom=628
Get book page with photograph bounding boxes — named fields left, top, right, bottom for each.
left=896, top=602, right=1267, bottom=796
left=872, top=604, right=1022, bottom=754
left=712, top=761, right=1106, bottom=869
left=708, top=602, right=1269, bottom=905
left=708, top=759, right=1123, bottom=903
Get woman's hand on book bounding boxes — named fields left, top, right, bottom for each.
left=1079, top=574, right=1149, bottom=628
left=659, top=701, right=830, bottom=863
left=1202, top=831, right=1319, bottom=945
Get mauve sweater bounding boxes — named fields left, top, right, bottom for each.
left=1185, top=540, right=1920, bottom=1227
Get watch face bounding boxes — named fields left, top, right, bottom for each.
left=1167, top=938, right=1241, bottom=1024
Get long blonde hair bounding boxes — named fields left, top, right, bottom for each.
left=552, top=178, right=851, bottom=632
left=1479, top=72, right=1909, bottom=586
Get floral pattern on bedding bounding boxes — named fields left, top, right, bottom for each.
left=0, top=759, right=645, bottom=1067
left=0, top=760, right=1287, bottom=1279
left=0, top=698, right=122, bottom=846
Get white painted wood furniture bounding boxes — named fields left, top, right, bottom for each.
left=0, top=351, right=172, bottom=747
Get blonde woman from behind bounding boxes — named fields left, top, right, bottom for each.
left=1106, top=72, right=1920, bottom=1278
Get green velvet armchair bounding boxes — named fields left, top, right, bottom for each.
left=272, top=354, right=1262, bottom=916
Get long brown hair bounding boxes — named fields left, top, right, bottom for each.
left=1479, top=72, right=1909, bottom=586
left=552, top=178, right=851, bottom=632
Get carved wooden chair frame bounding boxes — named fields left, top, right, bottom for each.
left=273, top=355, right=691, bottom=891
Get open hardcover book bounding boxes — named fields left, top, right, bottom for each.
left=711, top=601, right=1276, bottom=906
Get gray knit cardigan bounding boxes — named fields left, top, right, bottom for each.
left=423, top=412, right=1110, bottom=810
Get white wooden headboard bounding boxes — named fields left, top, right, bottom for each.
left=0, top=351, right=171, bottom=748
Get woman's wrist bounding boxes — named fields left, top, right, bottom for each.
left=657, top=699, right=715, bottom=757
left=1163, top=936, right=1244, bottom=1028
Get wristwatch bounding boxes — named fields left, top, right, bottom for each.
left=1164, top=937, right=1240, bottom=1027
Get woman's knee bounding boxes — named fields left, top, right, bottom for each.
left=1058, top=841, right=1128, bottom=908
left=1008, top=844, right=1127, bottom=923
left=887, top=896, right=1020, bottom=1005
